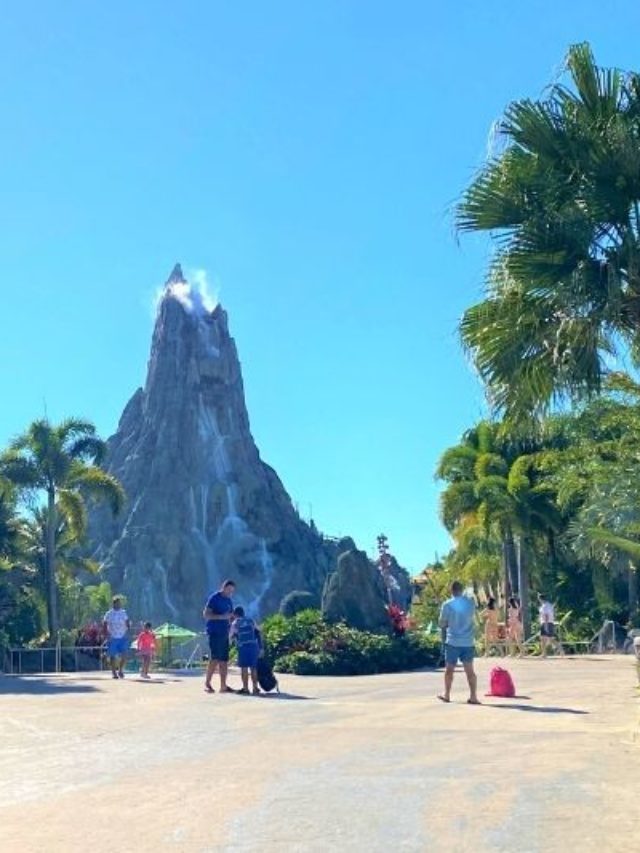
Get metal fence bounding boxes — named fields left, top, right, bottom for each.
left=4, top=645, right=105, bottom=675
left=3, top=636, right=211, bottom=675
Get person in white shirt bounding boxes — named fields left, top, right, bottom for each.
left=538, top=593, right=557, bottom=656
left=103, top=596, right=131, bottom=679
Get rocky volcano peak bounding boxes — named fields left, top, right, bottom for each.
left=89, top=269, right=333, bottom=627
left=165, top=262, right=186, bottom=285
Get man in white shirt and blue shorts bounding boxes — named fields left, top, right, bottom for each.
left=103, top=596, right=131, bottom=679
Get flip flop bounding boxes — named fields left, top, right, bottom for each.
left=204, top=685, right=214, bottom=693
left=437, top=695, right=450, bottom=703
left=467, top=699, right=481, bottom=705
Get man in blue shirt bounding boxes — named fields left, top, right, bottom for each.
left=203, top=579, right=236, bottom=694
left=438, top=580, right=479, bottom=704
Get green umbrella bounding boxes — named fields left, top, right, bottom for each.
left=153, top=623, right=198, bottom=665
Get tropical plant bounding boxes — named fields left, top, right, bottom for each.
left=0, top=478, right=21, bottom=570
left=457, top=43, right=640, bottom=419
left=437, top=421, right=561, bottom=633
left=0, top=418, right=124, bottom=636
left=261, top=609, right=440, bottom=675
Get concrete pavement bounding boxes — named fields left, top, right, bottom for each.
left=1, top=656, right=638, bottom=852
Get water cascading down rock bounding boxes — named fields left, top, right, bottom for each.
left=89, top=265, right=332, bottom=627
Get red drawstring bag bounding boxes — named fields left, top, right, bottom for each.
left=487, top=666, right=516, bottom=698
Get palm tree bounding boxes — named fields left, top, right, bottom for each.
left=21, top=506, right=101, bottom=583
left=457, top=43, right=640, bottom=419
left=438, top=421, right=561, bottom=634
left=0, top=419, right=124, bottom=636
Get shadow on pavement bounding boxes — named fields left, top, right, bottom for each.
left=0, top=676, right=99, bottom=695
left=259, top=691, right=314, bottom=701
left=489, top=702, right=588, bottom=714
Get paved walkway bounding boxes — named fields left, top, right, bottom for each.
left=1, top=656, right=638, bottom=852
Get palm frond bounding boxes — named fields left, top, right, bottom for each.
left=67, top=436, right=106, bottom=464
left=56, top=418, right=97, bottom=446
left=69, top=464, right=125, bottom=515
left=57, top=489, right=88, bottom=541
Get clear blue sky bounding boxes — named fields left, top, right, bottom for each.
left=1, top=1, right=637, bottom=574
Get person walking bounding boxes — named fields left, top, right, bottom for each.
left=203, top=579, right=236, bottom=694
left=136, top=621, right=157, bottom=679
left=103, top=596, right=130, bottom=679
left=438, top=581, right=479, bottom=704
left=538, top=593, right=559, bottom=656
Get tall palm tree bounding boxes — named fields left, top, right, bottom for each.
left=457, top=43, right=640, bottom=419
left=0, top=419, right=124, bottom=636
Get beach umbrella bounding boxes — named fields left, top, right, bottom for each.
left=153, top=623, right=197, bottom=664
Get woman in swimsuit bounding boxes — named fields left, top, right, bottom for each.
left=481, top=597, right=500, bottom=654
left=507, top=596, right=524, bottom=655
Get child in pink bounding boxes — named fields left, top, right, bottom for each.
left=136, top=622, right=157, bottom=679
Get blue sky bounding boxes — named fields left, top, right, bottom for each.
left=1, top=1, right=637, bottom=574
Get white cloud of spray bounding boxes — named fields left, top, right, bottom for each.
left=153, top=267, right=219, bottom=318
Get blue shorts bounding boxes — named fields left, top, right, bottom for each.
left=445, top=644, right=475, bottom=665
left=108, top=636, right=129, bottom=657
left=208, top=633, right=230, bottom=663
left=237, top=643, right=259, bottom=669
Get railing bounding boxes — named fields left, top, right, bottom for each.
left=5, top=645, right=105, bottom=675
left=3, top=636, right=211, bottom=675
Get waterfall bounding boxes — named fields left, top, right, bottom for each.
left=195, top=393, right=275, bottom=613
left=154, top=559, right=179, bottom=619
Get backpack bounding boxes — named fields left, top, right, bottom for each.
left=234, top=617, right=257, bottom=647
left=256, top=656, right=279, bottom=693
left=487, top=666, right=516, bottom=698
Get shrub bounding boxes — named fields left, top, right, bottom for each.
left=261, top=609, right=326, bottom=660
left=276, top=651, right=335, bottom=675
left=262, top=609, right=440, bottom=676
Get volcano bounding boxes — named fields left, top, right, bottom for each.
left=88, top=265, right=333, bottom=626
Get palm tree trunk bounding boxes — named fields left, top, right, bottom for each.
left=502, top=530, right=516, bottom=622
left=517, top=537, right=531, bottom=638
left=46, top=489, right=59, bottom=638
left=629, top=562, right=638, bottom=617
left=501, top=537, right=512, bottom=622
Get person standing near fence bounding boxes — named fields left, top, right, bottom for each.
left=103, top=596, right=131, bottom=679
left=538, top=593, right=557, bottom=656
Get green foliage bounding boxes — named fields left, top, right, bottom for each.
left=261, top=609, right=326, bottom=660
left=0, top=577, right=45, bottom=653
left=58, top=580, right=113, bottom=632
left=457, top=43, right=640, bottom=420
left=0, top=417, right=124, bottom=635
left=261, top=610, right=440, bottom=676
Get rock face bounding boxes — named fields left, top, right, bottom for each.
left=89, top=265, right=333, bottom=627
left=321, top=538, right=414, bottom=633
left=321, top=539, right=391, bottom=633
